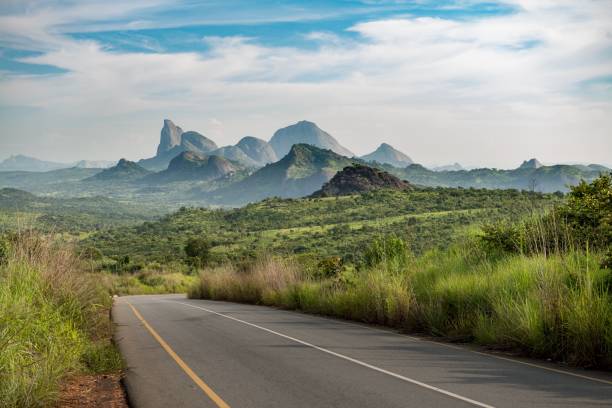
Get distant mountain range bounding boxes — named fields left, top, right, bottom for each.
left=0, top=155, right=115, bottom=172
left=0, top=119, right=609, bottom=206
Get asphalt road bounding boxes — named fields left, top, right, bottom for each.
left=113, top=294, right=612, bottom=408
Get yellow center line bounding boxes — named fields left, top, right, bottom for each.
left=125, top=300, right=231, bottom=408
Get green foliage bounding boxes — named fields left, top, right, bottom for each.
left=560, top=172, right=612, bottom=248
left=480, top=222, right=521, bottom=253
left=0, top=237, right=8, bottom=266
left=316, top=256, right=343, bottom=278
left=88, top=187, right=561, bottom=267
left=480, top=173, right=612, bottom=256
left=363, top=235, right=410, bottom=272
left=184, top=237, right=211, bottom=267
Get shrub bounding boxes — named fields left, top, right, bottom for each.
left=184, top=237, right=211, bottom=267
left=363, top=235, right=410, bottom=272
left=316, top=256, right=343, bottom=278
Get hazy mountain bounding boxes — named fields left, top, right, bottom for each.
left=140, top=120, right=218, bottom=171
left=360, top=143, right=413, bottom=168
left=391, top=163, right=608, bottom=193
left=269, top=120, right=353, bottom=158
left=519, top=158, right=543, bottom=170
left=73, top=160, right=115, bottom=169
left=0, top=167, right=101, bottom=194
left=236, top=136, right=278, bottom=166
left=87, top=159, right=151, bottom=182
left=146, top=151, right=242, bottom=183
left=311, top=164, right=411, bottom=197
left=210, top=146, right=259, bottom=167
left=432, top=163, right=464, bottom=172
left=211, top=144, right=358, bottom=204
left=0, top=155, right=71, bottom=172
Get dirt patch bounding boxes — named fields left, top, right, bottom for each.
left=57, top=374, right=128, bottom=408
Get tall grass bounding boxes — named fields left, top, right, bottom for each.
left=189, top=245, right=612, bottom=368
left=0, top=232, right=123, bottom=407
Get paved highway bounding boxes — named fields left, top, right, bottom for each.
left=113, top=294, right=612, bottom=408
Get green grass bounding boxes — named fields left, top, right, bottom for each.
left=100, top=271, right=197, bottom=295
left=0, top=234, right=123, bottom=407
left=189, top=245, right=612, bottom=368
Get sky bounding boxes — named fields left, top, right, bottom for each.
left=0, top=0, right=611, bottom=168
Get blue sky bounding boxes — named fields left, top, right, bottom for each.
left=0, top=0, right=610, bottom=167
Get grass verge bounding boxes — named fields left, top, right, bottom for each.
left=189, top=245, right=612, bottom=368
left=0, top=232, right=124, bottom=407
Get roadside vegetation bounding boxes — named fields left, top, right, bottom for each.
left=189, top=174, right=612, bottom=368
left=0, top=232, right=123, bottom=407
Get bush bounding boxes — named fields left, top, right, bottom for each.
left=363, top=235, right=410, bottom=272
left=316, top=256, right=343, bottom=278
left=184, top=237, right=211, bottom=267
left=561, top=172, right=612, bottom=249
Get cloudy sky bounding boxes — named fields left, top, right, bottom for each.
left=0, top=0, right=611, bottom=168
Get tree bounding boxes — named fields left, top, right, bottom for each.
left=184, top=237, right=211, bottom=267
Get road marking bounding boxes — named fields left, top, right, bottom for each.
left=229, top=300, right=612, bottom=386
left=174, top=301, right=495, bottom=408
left=310, top=311, right=612, bottom=386
left=125, top=301, right=231, bottom=408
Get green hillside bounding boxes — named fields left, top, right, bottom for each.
left=209, top=144, right=359, bottom=204
left=87, top=187, right=562, bottom=265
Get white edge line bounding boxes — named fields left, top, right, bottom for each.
left=173, top=298, right=612, bottom=386
left=173, top=301, right=495, bottom=408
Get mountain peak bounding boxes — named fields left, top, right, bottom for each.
left=519, top=158, right=543, bottom=169
left=361, top=143, right=413, bottom=168
left=157, top=119, right=184, bottom=156
left=269, top=120, right=353, bottom=158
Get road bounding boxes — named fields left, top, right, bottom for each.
left=113, top=294, right=612, bottom=408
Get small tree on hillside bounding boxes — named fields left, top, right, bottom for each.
left=185, top=237, right=211, bottom=267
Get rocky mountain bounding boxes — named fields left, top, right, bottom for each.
left=210, top=146, right=259, bottom=167
left=269, top=121, right=353, bottom=158
left=519, top=158, right=543, bottom=170
left=146, top=151, right=242, bottom=183
left=210, top=144, right=358, bottom=204
left=311, top=164, right=411, bottom=197
left=87, top=159, right=151, bottom=182
left=140, top=120, right=218, bottom=171
left=236, top=136, right=278, bottom=166
left=0, top=155, right=71, bottom=172
left=360, top=143, right=413, bottom=168
left=157, top=119, right=184, bottom=155
left=180, top=131, right=218, bottom=154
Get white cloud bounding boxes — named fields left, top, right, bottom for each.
left=0, top=1, right=610, bottom=166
